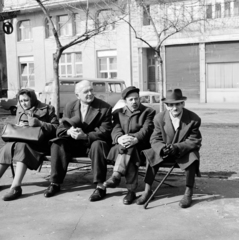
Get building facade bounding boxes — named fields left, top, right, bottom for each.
left=133, top=0, right=239, bottom=103
left=0, top=0, right=8, bottom=97
left=3, top=0, right=239, bottom=103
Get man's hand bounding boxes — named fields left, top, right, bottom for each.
left=161, top=144, right=179, bottom=158
left=28, top=116, right=42, bottom=127
left=67, top=127, right=87, bottom=140
left=118, top=134, right=138, bottom=148
left=168, top=144, right=179, bottom=156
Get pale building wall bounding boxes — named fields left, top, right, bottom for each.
left=0, top=0, right=8, bottom=97
left=131, top=0, right=239, bottom=103
left=4, top=2, right=132, bottom=97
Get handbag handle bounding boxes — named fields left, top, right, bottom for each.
left=18, top=112, right=31, bottom=124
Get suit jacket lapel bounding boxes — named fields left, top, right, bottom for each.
left=163, top=111, right=175, bottom=144
left=83, top=99, right=99, bottom=126
left=178, top=109, right=191, bottom=142
left=71, top=100, right=82, bottom=119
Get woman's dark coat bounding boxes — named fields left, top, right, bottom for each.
left=0, top=99, right=59, bottom=170
left=143, top=108, right=202, bottom=172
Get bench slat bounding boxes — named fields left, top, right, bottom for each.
left=43, top=156, right=92, bottom=164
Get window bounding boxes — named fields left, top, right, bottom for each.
left=143, top=5, right=150, bottom=26
left=108, top=83, right=122, bottom=93
left=206, top=4, right=212, bottom=19
left=93, top=83, right=106, bottom=92
left=224, top=0, right=231, bottom=17
left=58, top=15, right=72, bottom=36
left=234, top=0, right=239, bottom=15
left=140, top=96, right=150, bottom=103
left=18, top=20, right=31, bottom=41
left=215, top=3, right=221, bottom=18
left=59, top=52, right=83, bottom=78
left=97, top=50, right=117, bottom=79
left=19, top=57, right=34, bottom=88
left=45, top=17, right=54, bottom=38
left=152, top=95, right=160, bottom=103
left=207, top=63, right=239, bottom=88
left=97, top=9, right=115, bottom=31
left=148, top=57, right=156, bottom=91
left=74, top=13, right=81, bottom=35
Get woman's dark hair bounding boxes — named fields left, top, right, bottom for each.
left=17, top=89, right=32, bottom=100
left=17, top=88, right=38, bottom=108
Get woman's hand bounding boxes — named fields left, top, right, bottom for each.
left=18, top=121, right=29, bottom=127
left=28, top=116, right=42, bottom=127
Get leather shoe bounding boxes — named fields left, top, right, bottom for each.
left=123, top=191, right=136, bottom=205
left=136, top=190, right=153, bottom=205
left=44, top=183, right=60, bottom=198
left=3, top=186, right=22, bottom=201
left=103, top=176, right=121, bottom=188
left=89, top=188, right=106, bottom=202
left=179, top=187, right=193, bottom=208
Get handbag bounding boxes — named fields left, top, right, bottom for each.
left=1, top=123, right=45, bottom=143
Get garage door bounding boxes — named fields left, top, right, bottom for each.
left=165, top=44, right=200, bottom=101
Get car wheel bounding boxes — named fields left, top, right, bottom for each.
left=10, top=106, right=17, bottom=115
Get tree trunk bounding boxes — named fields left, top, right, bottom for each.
left=52, top=52, right=60, bottom=117
left=158, top=58, right=164, bottom=112
left=155, top=50, right=164, bottom=112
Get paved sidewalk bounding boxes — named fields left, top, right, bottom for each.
left=0, top=102, right=238, bottom=240
left=0, top=168, right=239, bottom=240
left=186, top=102, right=239, bottom=125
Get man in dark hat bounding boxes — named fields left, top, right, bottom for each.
left=138, top=89, right=202, bottom=208
left=44, top=80, right=112, bottom=201
left=103, top=86, right=155, bottom=204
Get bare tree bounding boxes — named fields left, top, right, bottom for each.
left=35, top=0, right=126, bottom=116
left=120, top=0, right=207, bottom=111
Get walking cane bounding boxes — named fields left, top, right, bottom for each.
left=144, top=127, right=180, bottom=209
left=144, top=163, right=177, bottom=209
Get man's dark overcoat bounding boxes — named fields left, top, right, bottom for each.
left=52, top=97, right=112, bottom=146
left=143, top=108, right=202, bottom=172
left=107, top=104, right=155, bottom=165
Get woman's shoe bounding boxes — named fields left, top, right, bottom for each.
left=3, top=186, right=22, bottom=201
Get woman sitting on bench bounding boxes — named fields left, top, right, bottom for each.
left=0, top=88, right=59, bottom=201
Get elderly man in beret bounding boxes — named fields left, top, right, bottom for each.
left=103, top=86, right=156, bottom=204
left=44, top=80, right=112, bottom=201
left=139, top=89, right=202, bottom=208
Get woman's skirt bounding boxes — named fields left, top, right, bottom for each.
left=0, top=142, right=48, bottom=170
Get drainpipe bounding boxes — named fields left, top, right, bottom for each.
left=128, top=0, right=133, bottom=86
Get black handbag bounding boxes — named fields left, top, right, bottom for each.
left=1, top=112, right=45, bottom=143
left=1, top=123, right=45, bottom=143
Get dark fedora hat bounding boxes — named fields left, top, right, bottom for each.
left=161, top=89, right=187, bottom=103
left=61, top=116, right=82, bottom=128
left=122, top=86, right=140, bottom=99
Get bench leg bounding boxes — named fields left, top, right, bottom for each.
left=38, top=162, right=43, bottom=172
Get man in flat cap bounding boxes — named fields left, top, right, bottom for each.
left=44, top=80, right=112, bottom=201
left=103, top=86, right=155, bottom=204
left=138, top=89, right=202, bottom=208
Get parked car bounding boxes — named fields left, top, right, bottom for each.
left=112, top=91, right=161, bottom=113
left=39, top=77, right=126, bottom=114
left=0, top=98, right=18, bottom=115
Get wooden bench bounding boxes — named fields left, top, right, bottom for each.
left=10, top=156, right=114, bottom=177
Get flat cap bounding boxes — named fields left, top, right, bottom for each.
left=121, top=86, right=140, bottom=99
